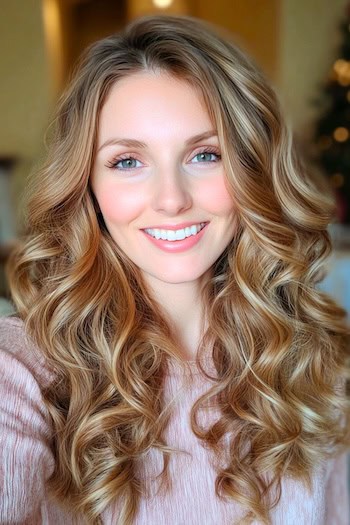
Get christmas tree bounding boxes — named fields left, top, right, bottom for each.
left=314, top=6, right=350, bottom=224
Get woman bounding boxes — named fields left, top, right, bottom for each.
left=0, top=14, right=349, bottom=525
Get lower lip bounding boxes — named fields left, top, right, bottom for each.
left=141, top=224, right=208, bottom=253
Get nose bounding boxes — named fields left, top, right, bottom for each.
left=151, top=167, right=193, bottom=216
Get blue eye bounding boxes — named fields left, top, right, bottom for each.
left=191, top=151, right=221, bottom=163
left=114, top=157, right=142, bottom=170
left=107, top=157, right=142, bottom=170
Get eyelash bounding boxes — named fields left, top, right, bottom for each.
left=105, top=147, right=222, bottom=171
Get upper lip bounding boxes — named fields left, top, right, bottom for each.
left=142, top=222, right=208, bottom=230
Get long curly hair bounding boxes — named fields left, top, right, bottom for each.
left=8, top=14, right=350, bottom=525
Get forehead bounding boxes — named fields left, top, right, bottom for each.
left=103, top=69, right=206, bottom=107
left=97, top=71, right=215, bottom=145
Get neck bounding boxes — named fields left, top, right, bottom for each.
left=143, top=276, right=207, bottom=361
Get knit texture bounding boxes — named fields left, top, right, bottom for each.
left=0, top=316, right=348, bottom=525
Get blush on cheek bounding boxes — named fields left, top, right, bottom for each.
left=201, top=177, right=235, bottom=216
left=95, top=187, right=145, bottom=224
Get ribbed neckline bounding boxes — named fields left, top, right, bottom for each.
left=166, top=356, right=217, bottom=377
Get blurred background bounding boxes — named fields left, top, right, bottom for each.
left=1, top=0, right=350, bottom=318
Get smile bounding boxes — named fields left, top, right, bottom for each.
left=144, top=223, right=206, bottom=242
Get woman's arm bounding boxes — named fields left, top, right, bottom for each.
left=325, top=452, right=350, bottom=525
left=0, top=326, right=55, bottom=524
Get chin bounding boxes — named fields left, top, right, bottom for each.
left=145, top=267, right=209, bottom=285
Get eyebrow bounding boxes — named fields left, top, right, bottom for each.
left=96, top=130, right=218, bottom=153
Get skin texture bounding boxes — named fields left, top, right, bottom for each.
left=91, top=71, right=236, bottom=357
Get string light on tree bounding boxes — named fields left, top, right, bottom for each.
left=333, top=127, right=349, bottom=142
left=333, top=59, right=350, bottom=85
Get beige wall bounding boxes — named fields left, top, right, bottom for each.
left=0, top=0, right=51, bottom=159
left=197, top=0, right=280, bottom=82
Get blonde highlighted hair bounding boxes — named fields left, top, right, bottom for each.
left=8, top=15, right=350, bottom=524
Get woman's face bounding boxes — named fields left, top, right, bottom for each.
left=91, top=71, right=236, bottom=287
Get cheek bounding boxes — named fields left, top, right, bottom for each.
left=199, top=176, right=235, bottom=216
left=94, top=184, right=145, bottom=225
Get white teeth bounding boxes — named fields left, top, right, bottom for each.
left=167, top=230, right=176, bottom=241
left=176, top=229, right=186, bottom=240
left=144, top=223, right=206, bottom=242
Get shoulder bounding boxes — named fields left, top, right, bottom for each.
left=0, top=315, right=27, bottom=344
left=0, top=315, right=54, bottom=388
left=0, top=317, right=57, bottom=523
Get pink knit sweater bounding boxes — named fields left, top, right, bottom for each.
left=0, top=316, right=349, bottom=524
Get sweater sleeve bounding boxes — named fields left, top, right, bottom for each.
left=325, top=451, right=350, bottom=524
left=0, top=321, right=55, bottom=524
